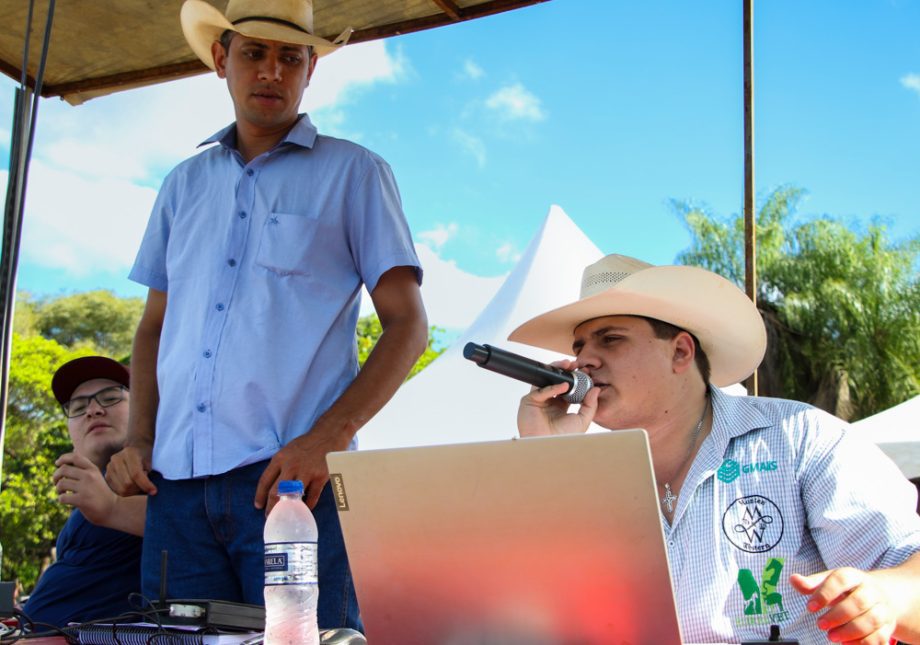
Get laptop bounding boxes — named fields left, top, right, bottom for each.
left=327, top=430, right=684, bottom=644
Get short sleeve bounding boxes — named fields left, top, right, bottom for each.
left=344, top=154, right=421, bottom=294
left=798, top=412, right=920, bottom=570
left=128, top=171, right=176, bottom=292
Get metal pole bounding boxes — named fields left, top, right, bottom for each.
left=0, top=89, right=31, bottom=483
left=0, top=0, right=55, bottom=484
left=743, top=0, right=757, bottom=395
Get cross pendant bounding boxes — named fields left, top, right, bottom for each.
left=662, top=483, right=678, bottom=513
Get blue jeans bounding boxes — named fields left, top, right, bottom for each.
left=142, top=460, right=362, bottom=631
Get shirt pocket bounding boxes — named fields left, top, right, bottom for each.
left=255, top=210, right=321, bottom=276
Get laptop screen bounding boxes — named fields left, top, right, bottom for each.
left=328, top=430, right=683, bottom=644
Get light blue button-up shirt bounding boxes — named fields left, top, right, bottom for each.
left=130, top=115, right=421, bottom=479
left=667, top=387, right=920, bottom=643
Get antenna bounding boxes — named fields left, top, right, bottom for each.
left=158, top=550, right=168, bottom=607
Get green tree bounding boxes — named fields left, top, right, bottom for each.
left=356, top=314, right=445, bottom=379
left=674, top=186, right=920, bottom=420
left=13, top=292, right=40, bottom=337
left=1, top=334, right=90, bottom=590
left=32, top=290, right=144, bottom=358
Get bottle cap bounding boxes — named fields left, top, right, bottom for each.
left=278, top=480, right=304, bottom=495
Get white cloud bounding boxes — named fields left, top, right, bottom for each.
left=306, top=40, right=408, bottom=112
left=496, top=242, right=521, bottom=264
left=462, top=59, right=484, bottom=80
left=31, top=40, right=406, bottom=185
left=451, top=128, right=487, bottom=167
left=901, top=73, right=920, bottom=97
left=418, top=222, right=459, bottom=251
left=485, top=83, right=546, bottom=122
left=17, top=161, right=155, bottom=275
left=35, top=73, right=233, bottom=184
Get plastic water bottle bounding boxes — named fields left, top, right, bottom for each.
left=264, top=480, right=319, bottom=645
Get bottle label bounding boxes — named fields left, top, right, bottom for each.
left=264, top=541, right=318, bottom=586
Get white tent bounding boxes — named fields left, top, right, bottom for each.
left=849, top=396, right=920, bottom=480
left=359, top=205, right=603, bottom=450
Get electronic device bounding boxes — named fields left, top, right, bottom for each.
left=327, top=430, right=683, bottom=644
left=161, top=599, right=265, bottom=631
left=154, top=550, right=265, bottom=631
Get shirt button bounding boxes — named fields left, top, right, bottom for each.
left=228, top=259, right=237, bottom=267
left=238, top=211, right=247, bottom=219
left=246, top=169, right=254, bottom=176
left=197, top=403, right=207, bottom=412
left=215, top=303, right=225, bottom=312
left=203, top=350, right=212, bottom=358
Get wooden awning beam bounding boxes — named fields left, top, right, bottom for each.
left=431, top=0, right=463, bottom=21
left=23, top=0, right=549, bottom=100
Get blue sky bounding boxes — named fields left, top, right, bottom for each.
left=1, top=0, right=918, bottom=330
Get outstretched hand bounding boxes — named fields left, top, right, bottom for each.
left=790, top=568, right=900, bottom=644
left=516, top=359, right=598, bottom=437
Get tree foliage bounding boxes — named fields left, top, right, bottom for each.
left=674, top=186, right=920, bottom=420
left=30, top=290, right=144, bottom=359
left=356, top=313, right=445, bottom=379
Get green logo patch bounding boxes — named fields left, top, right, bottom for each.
left=718, top=459, right=741, bottom=483
left=734, top=557, right=790, bottom=627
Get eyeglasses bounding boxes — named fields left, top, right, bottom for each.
left=63, top=385, right=127, bottom=418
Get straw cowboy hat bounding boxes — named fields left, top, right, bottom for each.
left=180, top=0, right=352, bottom=70
left=508, top=254, right=767, bottom=387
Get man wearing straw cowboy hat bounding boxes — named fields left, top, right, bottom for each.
left=512, top=254, right=920, bottom=644
left=106, top=0, right=427, bottom=631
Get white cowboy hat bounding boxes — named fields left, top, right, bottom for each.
left=180, top=0, right=352, bottom=70
left=508, top=254, right=767, bottom=387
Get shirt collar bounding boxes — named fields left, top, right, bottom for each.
left=198, top=113, right=319, bottom=151
left=708, top=385, right=773, bottom=452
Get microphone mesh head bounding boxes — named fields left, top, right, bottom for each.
left=563, top=371, right=593, bottom=404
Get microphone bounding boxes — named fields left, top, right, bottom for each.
left=463, top=342, right=593, bottom=404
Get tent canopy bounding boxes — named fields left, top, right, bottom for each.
left=0, top=0, right=547, bottom=105
left=850, top=396, right=920, bottom=480
left=361, top=205, right=604, bottom=450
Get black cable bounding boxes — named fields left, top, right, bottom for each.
left=3, top=599, right=170, bottom=644
left=0, top=607, right=75, bottom=643
left=3, top=593, right=267, bottom=644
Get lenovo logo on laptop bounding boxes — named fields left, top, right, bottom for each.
left=330, top=473, right=349, bottom=511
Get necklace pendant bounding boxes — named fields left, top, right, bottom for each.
left=662, top=483, right=677, bottom=513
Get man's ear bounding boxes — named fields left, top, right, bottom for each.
left=211, top=41, right=228, bottom=79
left=307, top=52, right=318, bottom=81
left=671, top=331, right=696, bottom=374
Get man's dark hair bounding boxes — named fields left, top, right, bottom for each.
left=219, top=29, right=235, bottom=52
left=641, top=317, right=712, bottom=385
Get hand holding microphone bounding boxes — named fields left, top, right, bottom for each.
left=462, top=342, right=593, bottom=403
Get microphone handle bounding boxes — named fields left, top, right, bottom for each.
left=464, top=343, right=575, bottom=390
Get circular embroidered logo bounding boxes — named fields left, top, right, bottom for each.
left=717, top=459, right=741, bottom=483
left=722, top=495, right=784, bottom=553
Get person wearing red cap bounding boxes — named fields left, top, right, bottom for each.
left=21, top=356, right=144, bottom=629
